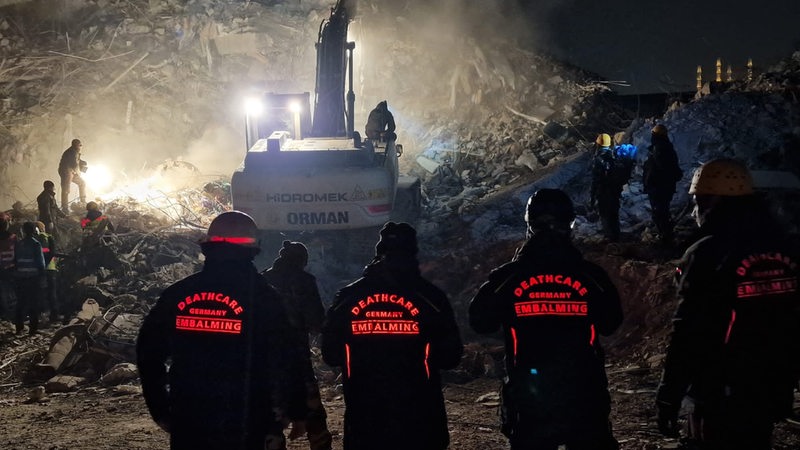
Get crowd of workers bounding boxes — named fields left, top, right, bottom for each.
left=0, top=130, right=797, bottom=450
left=0, top=138, right=114, bottom=334
left=134, top=152, right=796, bottom=449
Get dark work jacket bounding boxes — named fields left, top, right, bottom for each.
left=322, top=254, right=463, bottom=450
left=136, top=246, right=306, bottom=450
left=262, top=258, right=325, bottom=345
left=58, top=146, right=80, bottom=175
left=657, top=198, right=800, bottom=422
left=364, top=102, right=396, bottom=140
left=642, top=135, right=682, bottom=194
left=36, top=189, right=63, bottom=224
left=590, top=148, right=624, bottom=203
left=469, top=232, right=623, bottom=440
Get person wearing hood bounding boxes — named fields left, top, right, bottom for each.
left=321, top=222, right=463, bottom=450
left=656, top=159, right=800, bottom=449
left=262, top=240, right=332, bottom=450
left=137, top=211, right=307, bottom=450
left=364, top=100, right=396, bottom=141
left=469, top=189, right=623, bottom=450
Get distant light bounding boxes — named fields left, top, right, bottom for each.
left=289, top=101, right=302, bottom=114
left=244, top=97, right=263, bottom=117
left=84, top=163, right=113, bottom=193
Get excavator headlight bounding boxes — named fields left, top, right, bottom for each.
left=244, top=97, right=264, bottom=117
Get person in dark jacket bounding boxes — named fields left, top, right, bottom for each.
left=322, top=222, right=463, bottom=450
left=0, top=216, right=17, bottom=320
left=13, top=221, right=45, bottom=335
left=642, top=124, right=683, bottom=244
left=364, top=100, right=396, bottom=141
left=656, top=159, right=800, bottom=449
left=37, top=180, right=66, bottom=234
left=136, top=211, right=307, bottom=450
left=58, top=138, right=87, bottom=214
left=590, top=133, right=626, bottom=242
left=262, top=240, right=332, bottom=450
left=470, top=189, right=623, bottom=450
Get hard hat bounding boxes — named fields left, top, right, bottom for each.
left=651, top=124, right=668, bottom=136
left=688, top=158, right=753, bottom=196
left=35, top=221, right=46, bottom=233
left=86, top=201, right=99, bottom=211
left=204, top=211, right=259, bottom=248
left=595, top=133, right=612, bottom=147
left=43, top=180, right=55, bottom=189
left=525, top=189, right=575, bottom=228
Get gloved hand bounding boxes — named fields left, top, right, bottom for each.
left=288, top=421, right=306, bottom=440
left=656, top=400, right=680, bottom=438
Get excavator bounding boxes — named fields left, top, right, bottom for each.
left=231, top=0, right=420, bottom=261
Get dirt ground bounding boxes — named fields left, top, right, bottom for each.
left=1, top=322, right=798, bottom=450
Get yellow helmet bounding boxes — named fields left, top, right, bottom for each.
left=35, top=221, right=46, bottom=233
left=689, top=158, right=754, bottom=196
left=86, top=201, right=99, bottom=211
left=651, top=124, right=668, bottom=136
left=595, top=133, right=611, bottom=147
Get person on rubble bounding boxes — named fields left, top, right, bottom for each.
left=262, top=240, right=332, bottom=450
left=33, top=221, right=60, bottom=323
left=81, top=201, right=114, bottom=242
left=0, top=216, right=17, bottom=321
left=321, top=221, right=463, bottom=450
left=656, top=158, right=800, bottom=449
left=590, top=133, right=629, bottom=242
left=469, top=188, right=623, bottom=450
left=364, top=100, right=397, bottom=141
left=58, top=138, right=87, bottom=214
left=137, top=211, right=307, bottom=450
left=37, top=180, right=66, bottom=235
left=12, top=221, right=45, bottom=335
left=642, top=124, right=683, bottom=244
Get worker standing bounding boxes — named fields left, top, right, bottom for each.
left=590, top=133, right=628, bottom=242
left=470, top=189, right=623, bottom=450
left=656, top=159, right=800, bottom=449
left=0, top=216, right=16, bottom=321
left=322, top=222, right=463, bottom=450
left=58, top=138, right=87, bottom=214
left=13, top=221, right=45, bottom=335
left=137, top=211, right=307, bottom=450
left=262, top=240, right=332, bottom=450
left=33, top=221, right=60, bottom=323
left=37, top=180, right=66, bottom=235
left=642, top=124, right=683, bottom=244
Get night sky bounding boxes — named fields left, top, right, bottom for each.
left=520, top=0, right=800, bottom=94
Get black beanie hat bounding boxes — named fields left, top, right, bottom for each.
left=375, top=222, right=417, bottom=256
left=278, top=240, right=308, bottom=267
